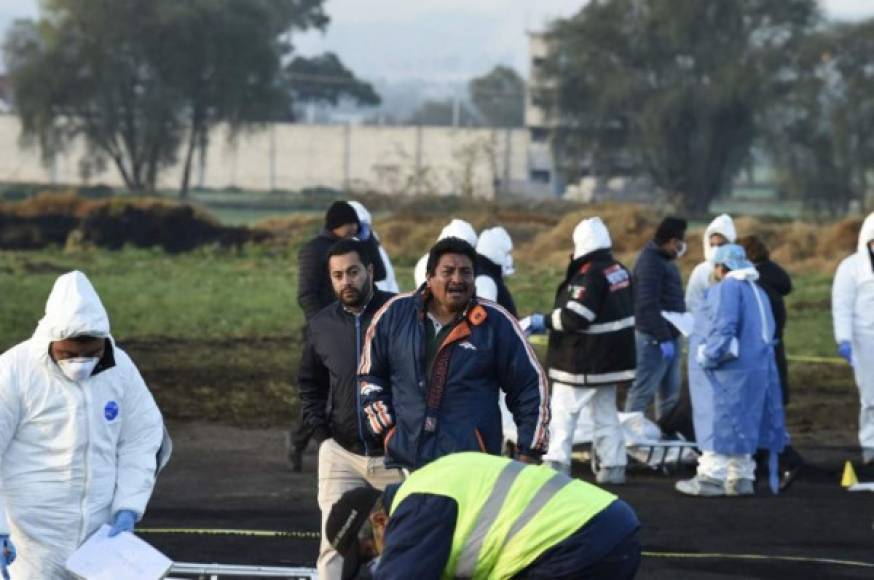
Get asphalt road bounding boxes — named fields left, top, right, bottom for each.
left=141, top=421, right=874, bottom=579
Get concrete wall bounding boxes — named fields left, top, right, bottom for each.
left=0, top=115, right=530, bottom=199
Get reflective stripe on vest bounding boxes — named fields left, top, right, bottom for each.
left=454, top=461, right=526, bottom=575
left=390, top=453, right=616, bottom=579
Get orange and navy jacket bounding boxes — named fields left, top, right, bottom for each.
left=357, top=286, right=550, bottom=470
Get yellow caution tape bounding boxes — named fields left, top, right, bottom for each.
left=786, top=355, right=846, bottom=366
left=642, top=551, right=874, bottom=569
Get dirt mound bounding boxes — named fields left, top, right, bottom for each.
left=516, top=203, right=658, bottom=266
left=0, top=192, right=264, bottom=252
left=250, top=214, right=325, bottom=250
left=0, top=192, right=86, bottom=249
left=72, top=198, right=263, bottom=252
left=682, top=215, right=866, bottom=274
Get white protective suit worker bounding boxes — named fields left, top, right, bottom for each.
left=0, top=271, right=166, bottom=579
left=413, top=219, right=478, bottom=288
left=685, top=214, right=737, bottom=314
left=832, top=212, right=874, bottom=464
left=348, top=201, right=400, bottom=293
left=474, top=226, right=516, bottom=305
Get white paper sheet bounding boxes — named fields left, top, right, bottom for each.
left=661, top=311, right=695, bottom=337
left=65, top=524, right=172, bottom=580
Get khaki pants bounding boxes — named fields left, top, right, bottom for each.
left=317, top=438, right=403, bottom=579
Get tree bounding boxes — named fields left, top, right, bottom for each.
left=763, top=20, right=874, bottom=215
left=4, top=0, right=184, bottom=192
left=4, top=0, right=377, bottom=197
left=539, top=0, right=819, bottom=213
left=285, top=52, right=380, bottom=110
left=407, top=99, right=478, bottom=127
left=469, top=65, right=525, bottom=128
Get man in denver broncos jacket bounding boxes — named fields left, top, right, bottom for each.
left=527, top=217, right=636, bottom=484
left=358, top=237, right=550, bottom=470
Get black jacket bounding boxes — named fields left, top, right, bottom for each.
left=475, top=254, right=518, bottom=317
left=298, top=290, right=394, bottom=456
left=632, top=241, right=685, bottom=341
left=297, top=230, right=344, bottom=321
left=755, top=260, right=791, bottom=340
left=362, top=235, right=388, bottom=284
left=545, top=250, right=636, bottom=386
left=755, top=259, right=792, bottom=404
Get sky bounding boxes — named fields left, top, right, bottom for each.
left=1, top=0, right=873, bottom=82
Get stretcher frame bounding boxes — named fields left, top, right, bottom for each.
left=167, top=562, right=317, bottom=579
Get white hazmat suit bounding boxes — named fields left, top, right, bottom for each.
left=685, top=214, right=737, bottom=314
left=413, top=219, right=478, bottom=288
left=348, top=201, right=399, bottom=293
left=832, top=213, right=874, bottom=458
left=475, top=226, right=515, bottom=301
left=0, top=271, right=165, bottom=579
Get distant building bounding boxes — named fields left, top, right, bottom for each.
left=525, top=31, right=562, bottom=197
left=524, top=31, right=653, bottom=202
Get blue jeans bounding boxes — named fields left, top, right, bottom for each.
left=625, top=331, right=681, bottom=420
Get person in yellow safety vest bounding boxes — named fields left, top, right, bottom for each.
left=325, top=452, right=641, bottom=580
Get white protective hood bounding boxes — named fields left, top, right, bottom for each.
left=414, top=219, right=479, bottom=287
left=33, top=270, right=111, bottom=346
left=572, top=217, right=612, bottom=259
left=856, top=212, right=874, bottom=282
left=348, top=201, right=400, bottom=292
left=477, top=226, right=515, bottom=276
left=348, top=200, right=371, bottom=226
left=439, top=218, right=478, bottom=248
left=703, top=214, right=737, bottom=262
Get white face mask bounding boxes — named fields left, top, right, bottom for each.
left=57, top=357, right=100, bottom=382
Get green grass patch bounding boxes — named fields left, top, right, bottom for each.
left=0, top=247, right=302, bottom=349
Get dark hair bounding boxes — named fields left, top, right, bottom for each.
left=426, top=237, right=477, bottom=276
left=69, top=335, right=102, bottom=343
left=654, top=217, right=688, bottom=245
left=327, top=239, right=373, bottom=269
left=737, top=235, right=769, bottom=263
left=324, top=201, right=360, bottom=231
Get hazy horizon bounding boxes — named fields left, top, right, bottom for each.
left=1, top=0, right=872, bottom=84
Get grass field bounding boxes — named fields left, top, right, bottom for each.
left=0, top=246, right=856, bottom=438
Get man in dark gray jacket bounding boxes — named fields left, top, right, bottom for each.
left=624, top=217, right=687, bottom=420
left=290, top=201, right=361, bottom=471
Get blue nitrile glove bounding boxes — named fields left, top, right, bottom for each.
left=659, top=340, right=675, bottom=361
left=358, top=222, right=371, bottom=241
left=526, top=313, right=546, bottom=336
left=838, top=341, right=853, bottom=365
left=1, top=534, right=16, bottom=580
left=108, top=510, right=138, bottom=537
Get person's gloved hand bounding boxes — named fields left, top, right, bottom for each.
left=0, top=534, right=16, bottom=566
left=659, top=340, right=675, bottom=361
left=838, top=341, right=853, bottom=365
left=108, top=510, right=138, bottom=537
left=521, top=313, right=546, bottom=336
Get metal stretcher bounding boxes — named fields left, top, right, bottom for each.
left=167, top=562, right=317, bottom=579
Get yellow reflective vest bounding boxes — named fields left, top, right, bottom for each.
left=390, top=452, right=617, bottom=579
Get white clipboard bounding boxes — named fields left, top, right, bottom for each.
left=65, top=524, right=172, bottom=580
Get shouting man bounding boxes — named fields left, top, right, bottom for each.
left=359, top=237, right=550, bottom=471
